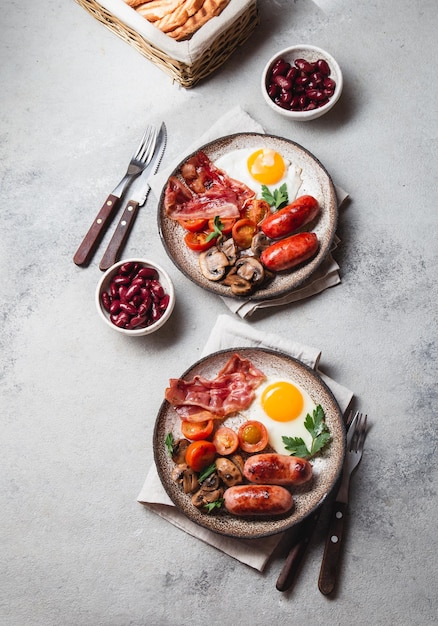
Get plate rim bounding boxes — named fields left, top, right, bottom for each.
left=157, top=132, right=338, bottom=301
left=153, top=347, right=346, bottom=539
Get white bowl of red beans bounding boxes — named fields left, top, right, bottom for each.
left=262, top=44, right=343, bottom=121
left=96, top=258, right=175, bottom=336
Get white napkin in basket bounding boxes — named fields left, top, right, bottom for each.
left=137, top=314, right=354, bottom=571
left=149, top=106, right=349, bottom=319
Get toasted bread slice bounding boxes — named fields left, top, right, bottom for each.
left=166, top=0, right=230, bottom=40
left=154, top=0, right=204, bottom=32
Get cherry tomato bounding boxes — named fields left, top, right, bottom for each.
left=244, top=199, right=270, bottom=224
left=178, top=218, right=208, bottom=232
left=238, top=420, right=269, bottom=453
left=212, top=426, right=239, bottom=456
left=232, top=218, right=258, bottom=249
left=207, top=216, right=236, bottom=235
left=184, top=231, right=217, bottom=252
left=185, top=440, right=216, bottom=472
left=181, top=419, right=214, bottom=441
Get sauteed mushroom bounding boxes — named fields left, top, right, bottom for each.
left=171, top=438, right=190, bottom=464
left=171, top=463, right=200, bottom=494
left=199, top=246, right=229, bottom=281
left=251, top=231, right=270, bottom=256
left=218, top=237, right=238, bottom=265
left=222, top=273, right=253, bottom=296
left=215, top=457, right=243, bottom=487
left=235, top=257, right=265, bottom=286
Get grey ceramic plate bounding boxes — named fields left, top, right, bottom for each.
left=153, top=348, right=345, bottom=539
left=158, top=133, right=338, bottom=301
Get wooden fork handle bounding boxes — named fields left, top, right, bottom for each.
left=73, top=194, right=120, bottom=266
left=99, top=199, right=140, bottom=271
left=318, top=500, right=348, bottom=595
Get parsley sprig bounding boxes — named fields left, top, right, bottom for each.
left=204, top=499, right=224, bottom=513
left=165, top=432, right=174, bottom=456
left=198, top=463, right=217, bottom=483
left=205, top=215, right=225, bottom=242
left=282, top=405, right=331, bottom=458
left=261, top=183, right=289, bottom=211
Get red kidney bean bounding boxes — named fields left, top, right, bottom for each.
left=150, top=280, right=165, bottom=299
left=273, top=75, right=292, bottom=90
left=268, top=83, right=279, bottom=98
left=137, top=297, right=151, bottom=317
left=111, top=311, right=130, bottom=328
left=286, top=66, right=298, bottom=81
left=128, top=315, right=147, bottom=329
left=295, top=75, right=309, bottom=87
left=266, top=56, right=336, bottom=112
left=101, top=263, right=171, bottom=330
left=317, top=59, right=330, bottom=75
left=159, top=294, right=170, bottom=310
left=125, top=283, right=141, bottom=300
left=295, top=58, right=315, bottom=73
left=112, top=274, right=130, bottom=285
left=271, top=59, right=290, bottom=76
left=137, top=267, right=158, bottom=280
left=119, top=302, right=137, bottom=316
left=101, top=291, right=111, bottom=312
left=323, top=77, right=336, bottom=90
left=109, top=300, right=120, bottom=315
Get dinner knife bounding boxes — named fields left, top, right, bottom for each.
left=99, top=123, right=167, bottom=272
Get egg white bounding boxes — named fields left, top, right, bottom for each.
left=214, top=148, right=303, bottom=203
left=242, top=376, right=316, bottom=456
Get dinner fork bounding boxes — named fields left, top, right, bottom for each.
left=318, top=411, right=368, bottom=595
left=73, top=125, right=157, bottom=267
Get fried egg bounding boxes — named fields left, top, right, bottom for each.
left=215, top=147, right=303, bottom=202
left=247, top=377, right=317, bottom=456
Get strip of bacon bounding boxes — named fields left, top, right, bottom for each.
left=164, top=151, right=256, bottom=221
left=165, top=353, right=266, bottom=421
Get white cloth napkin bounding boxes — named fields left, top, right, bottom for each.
left=137, top=314, right=354, bottom=571
left=94, top=0, right=254, bottom=64
left=149, top=106, right=349, bottom=319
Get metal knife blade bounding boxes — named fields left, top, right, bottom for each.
left=99, top=123, right=167, bottom=271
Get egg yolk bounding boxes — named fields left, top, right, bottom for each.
left=247, top=149, right=285, bottom=185
left=261, top=381, right=304, bottom=422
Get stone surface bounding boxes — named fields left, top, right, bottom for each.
left=1, top=1, right=437, bottom=624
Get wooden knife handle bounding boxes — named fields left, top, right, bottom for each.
left=73, top=194, right=120, bottom=266
left=99, top=200, right=140, bottom=271
left=276, top=510, right=321, bottom=592
left=318, top=500, right=348, bottom=595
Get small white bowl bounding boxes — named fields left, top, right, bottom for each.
left=96, top=258, right=175, bottom=336
left=261, top=44, right=343, bottom=121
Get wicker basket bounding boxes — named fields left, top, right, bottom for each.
left=75, top=0, right=259, bottom=88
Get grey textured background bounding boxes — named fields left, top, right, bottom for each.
left=1, top=1, right=437, bottom=624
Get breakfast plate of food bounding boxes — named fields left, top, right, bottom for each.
left=158, top=133, right=337, bottom=300
left=153, top=348, right=346, bottom=539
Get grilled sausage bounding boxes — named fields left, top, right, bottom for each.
left=260, top=232, right=319, bottom=272
left=223, top=484, right=293, bottom=516
left=261, top=195, right=320, bottom=240
left=243, top=454, right=312, bottom=486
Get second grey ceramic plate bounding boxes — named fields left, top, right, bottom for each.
left=153, top=348, right=345, bottom=539
left=158, top=133, right=337, bottom=300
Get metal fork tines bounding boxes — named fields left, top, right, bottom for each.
left=73, top=125, right=157, bottom=267
left=111, top=126, right=158, bottom=197
left=318, top=411, right=368, bottom=595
